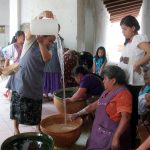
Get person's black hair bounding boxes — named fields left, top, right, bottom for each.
left=120, top=15, right=140, bottom=31
left=72, top=65, right=90, bottom=77
left=95, top=46, right=106, bottom=62
left=11, top=30, right=25, bottom=44
left=103, top=65, right=127, bottom=85
left=78, top=51, right=93, bottom=69
left=120, top=15, right=140, bottom=45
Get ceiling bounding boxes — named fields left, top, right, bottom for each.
left=102, top=0, right=143, bottom=22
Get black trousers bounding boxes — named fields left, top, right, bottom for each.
left=127, top=85, right=142, bottom=148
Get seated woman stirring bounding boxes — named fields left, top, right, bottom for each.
left=70, top=65, right=132, bottom=150
left=65, top=65, right=104, bottom=103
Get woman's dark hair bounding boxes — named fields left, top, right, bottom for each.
left=72, top=65, right=90, bottom=77
left=95, top=46, right=106, bottom=62
left=120, top=15, right=140, bottom=31
left=11, top=30, right=25, bottom=44
left=120, top=15, right=140, bottom=45
left=78, top=51, right=93, bottom=69
left=103, top=65, right=127, bottom=85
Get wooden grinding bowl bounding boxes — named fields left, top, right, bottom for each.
left=53, top=87, right=86, bottom=113
left=40, top=114, right=83, bottom=147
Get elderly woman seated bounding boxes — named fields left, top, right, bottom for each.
left=70, top=65, right=132, bottom=150
left=138, top=63, right=150, bottom=125
left=137, top=74, right=150, bottom=150
left=137, top=96, right=150, bottom=150
left=138, top=86, right=150, bottom=117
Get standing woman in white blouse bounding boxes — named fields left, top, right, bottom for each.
left=118, top=15, right=150, bottom=149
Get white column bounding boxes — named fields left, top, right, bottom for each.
left=9, top=0, right=20, bottom=42
left=140, top=0, right=150, bottom=40
left=77, top=0, right=85, bottom=52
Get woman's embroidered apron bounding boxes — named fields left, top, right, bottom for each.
left=86, top=87, right=131, bottom=150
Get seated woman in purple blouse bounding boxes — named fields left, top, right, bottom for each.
left=65, top=65, right=104, bottom=103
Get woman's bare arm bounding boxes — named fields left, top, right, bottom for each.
left=111, top=112, right=131, bottom=150
left=136, top=136, right=150, bottom=150
left=134, top=42, right=150, bottom=72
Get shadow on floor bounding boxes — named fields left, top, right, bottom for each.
left=54, top=144, right=85, bottom=150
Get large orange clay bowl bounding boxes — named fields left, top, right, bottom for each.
left=40, top=114, right=83, bottom=147
left=53, top=87, right=86, bottom=113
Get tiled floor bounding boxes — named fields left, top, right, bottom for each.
left=0, top=77, right=90, bottom=150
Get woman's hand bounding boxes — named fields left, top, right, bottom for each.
left=68, top=113, right=79, bottom=121
left=111, top=135, right=120, bottom=150
left=36, top=35, right=45, bottom=43
left=144, top=74, right=150, bottom=85
left=36, top=36, right=48, bottom=47
left=145, top=93, right=150, bottom=105
left=36, top=10, right=54, bottom=19
left=36, top=35, right=55, bottom=47
left=111, top=112, right=131, bottom=150
left=64, top=98, right=73, bottom=104
left=99, top=67, right=104, bottom=76
left=133, top=63, right=141, bottom=74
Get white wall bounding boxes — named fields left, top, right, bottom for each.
left=76, top=0, right=109, bottom=54
left=77, top=0, right=85, bottom=52
left=0, top=0, right=9, bottom=47
left=20, top=0, right=77, bottom=50
left=84, top=0, right=95, bottom=53
left=20, top=0, right=109, bottom=53
left=0, top=0, right=9, bottom=25
left=9, top=0, right=21, bottom=42
left=94, top=0, right=110, bottom=53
